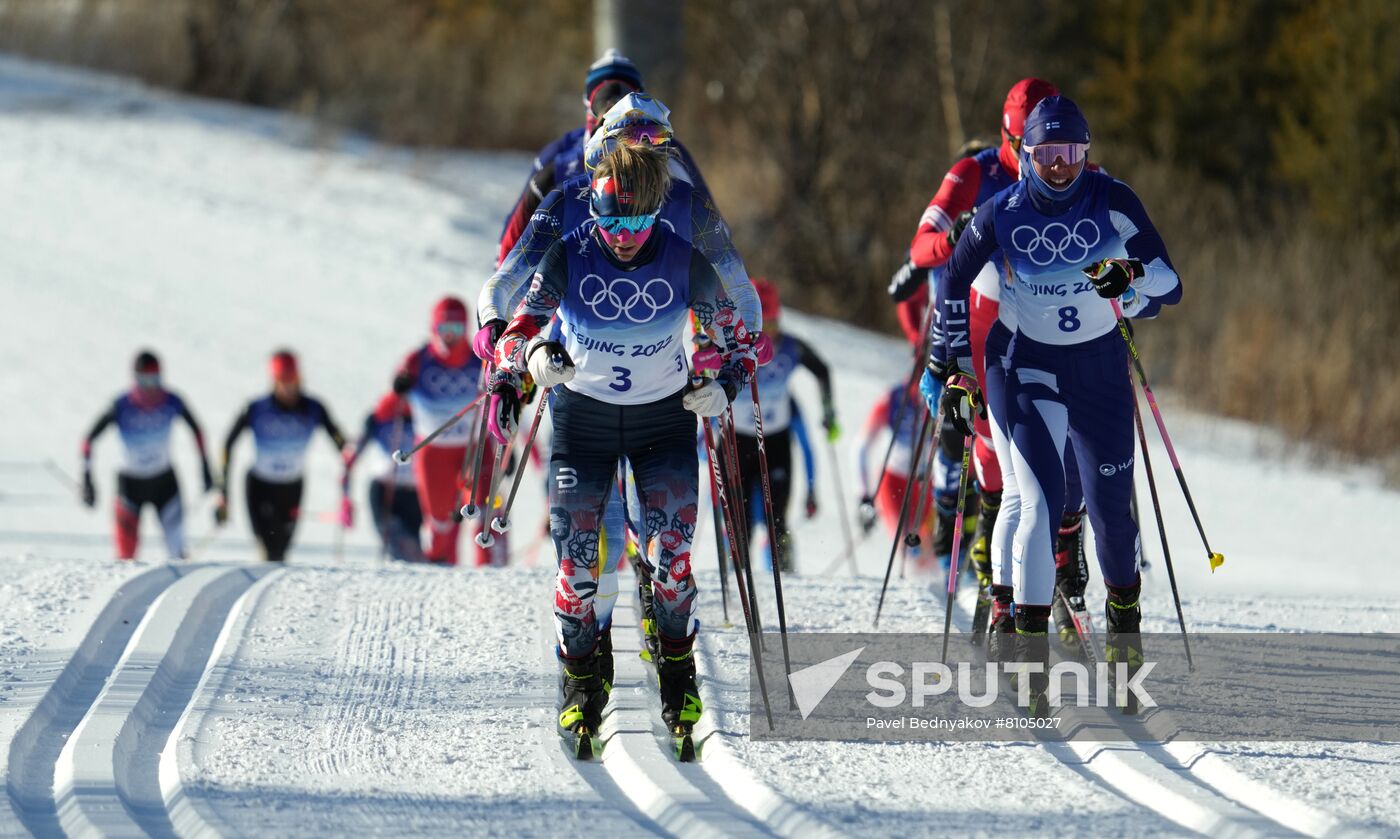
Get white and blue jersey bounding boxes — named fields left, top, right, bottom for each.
left=100, top=392, right=194, bottom=478
left=403, top=347, right=483, bottom=447
left=226, top=395, right=342, bottom=484
left=933, top=170, right=1181, bottom=367
left=731, top=333, right=833, bottom=436
left=558, top=227, right=694, bottom=404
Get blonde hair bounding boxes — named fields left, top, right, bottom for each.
left=594, top=141, right=672, bottom=215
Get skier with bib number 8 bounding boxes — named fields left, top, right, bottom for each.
left=928, top=95, right=1182, bottom=715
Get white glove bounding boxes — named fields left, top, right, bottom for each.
left=682, top=380, right=729, bottom=417
left=526, top=339, right=575, bottom=388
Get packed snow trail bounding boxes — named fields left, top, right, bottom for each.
left=3, top=54, right=1400, bottom=836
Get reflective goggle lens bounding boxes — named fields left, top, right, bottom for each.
left=136, top=373, right=160, bottom=388
left=437, top=322, right=467, bottom=339
left=1027, top=142, right=1089, bottom=166
left=1004, top=128, right=1022, bottom=152
left=594, top=213, right=658, bottom=235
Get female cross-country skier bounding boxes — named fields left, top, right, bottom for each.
left=927, top=95, right=1181, bottom=714
left=729, top=278, right=834, bottom=572
left=216, top=350, right=346, bottom=563
left=902, top=78, right=1094, bottom=654
left=341, top=392, right=424, bottom=563
left=493, top=141, right=755, bottom=759
left=81, top=350, right=213, bottom=560
left=392, top=296, right=503, bottom=567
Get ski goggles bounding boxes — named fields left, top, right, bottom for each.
left=592, top=211, right=659, bottom=235
left=1003, top=128, right=1022, bottom=153
left=436, top=321, right=467, bottom=340
left=135, top=372, right=161, bottom=389
left=1026, top=141, right=1089, bottom=166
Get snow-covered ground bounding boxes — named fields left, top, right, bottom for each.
left=2, top=54, right=1399, bottom=836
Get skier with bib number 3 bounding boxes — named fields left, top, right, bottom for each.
left=494, top=141, right=755, bottom=761
left=928, top=95, right=1181, bottom=716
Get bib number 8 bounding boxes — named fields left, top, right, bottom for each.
left=1058, top=306, right=1081, bottom=332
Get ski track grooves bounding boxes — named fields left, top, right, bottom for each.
left=936, top=583, right=1378, bottom=838
left=540, top=584, right=832, bottom=838
left=3, top=561, right=275, bottom=839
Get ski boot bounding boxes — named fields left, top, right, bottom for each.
left=1051, top=509, right=1086, bottom=651
left=596, top=625, right=615, bottom=693
left=985, top=585, right=1017, bottom=663
left=931, top=497, right=957, bottom=572
left=558, top=651, right=609, bottom=759
left=1105, top=581, right=1145, bottom=715
left=656, top=638, right=703, bottom=762
left=1011, top=605, right=1052, bottom=719
left=969, top=490, right=1001, bottom=643
left=637, top=568, right=660, bottom=664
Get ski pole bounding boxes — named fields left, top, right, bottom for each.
left=1110, top=300, right=1224, bottom=573
left=701, top=422, right=733, bottom=626
left=873, top=411, right=933, bottom=627
left=391, top=392, right=487, bottom=464
left=1126, top=350, right=1194, bottom=669
left=459, top=367, right=497, bottom=521
left=939, top=433, right=974, bottom=662
left=825, top=437, right=860, bottom=576
left=489, top=394, right=548, bottom=535
left=701, top=399, right=773, bottom=729
left=379, top=414, right=407, bottom=562
left=720, top=406, right=766, bottom=644
left=870, top=300, right=936, bottom=502
left=748, top=380, right=795, bottom=707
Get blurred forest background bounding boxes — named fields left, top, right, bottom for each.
left=2, top=0, right=1397, bottom=470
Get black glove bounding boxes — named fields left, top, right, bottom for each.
left=887, top=259, right=931, bottom=304
left=946, top=210, right=974, bottom=248
left=200, top=460, right=214, bottom=493
left=1083, top=258, right=1142, bottom=299
left=392, top=371, right=413, bottom=396
left=938, top=367, right=984, bottom=438
left=81, top=470, right=96, bottom=508
left=858, top=495, right=877, bottom=534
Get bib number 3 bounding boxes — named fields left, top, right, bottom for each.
left=1058, top=306, right=1081, bottom=333
left=609, top=366, right=633, bottom=392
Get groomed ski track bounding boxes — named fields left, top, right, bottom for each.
left=931, top=584, right=1379, bottom=839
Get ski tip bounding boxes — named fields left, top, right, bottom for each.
left=673, top=731, right=696, bottom=762
left=1209, top=551, right=1225, bottom=572
left=571, top=728, right=597, bottom=760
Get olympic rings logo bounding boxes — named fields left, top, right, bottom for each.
left=422, top=367, right=476, bottom=397
left=1010, top=219, right=1101, bottom=267
left=579, top=274, right=675, bottom=323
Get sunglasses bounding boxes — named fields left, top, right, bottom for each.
left=1003, top=128, right=1022, bottom=153
left=1026, top=142, right=1089, bottom=166
left=135, top=372, right=160, bottom=388
left=593, top=212, right=658, bottom=235
left=437, top=322, right=467, bottom=339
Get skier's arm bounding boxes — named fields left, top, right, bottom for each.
left=219, top=405, right=250, bottom=492
left=688, top=183, right=760, bottom=331
left=790, top=399, right=817, bottom=493
left=81, top=404, right=116, bottom=470
left=317, top=402, right=347, bottom=451
left=931, top=200, right=1000, bottom=372
left=495, top=153, right=559, bottom=266
left=496, top=240, right=571, bottom=373
left=344, top=413, right=377, bottom=475
left=791, top=335, right=836, bottom=432
left=856, top=394, right=892, bottom=498
left=910, top=156, right=984, bottom=269
left=481, top=186, right=569, bottom=325
left=687, top=248, right=757, bottom=397
left=174, top=395, right=214, bottom=490
left=1108, top=179, right=1182, bottom=319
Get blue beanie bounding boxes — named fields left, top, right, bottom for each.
left=1022, top=95, right=1091, bottom=148
left=585, top=49, right=644, bottom=99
